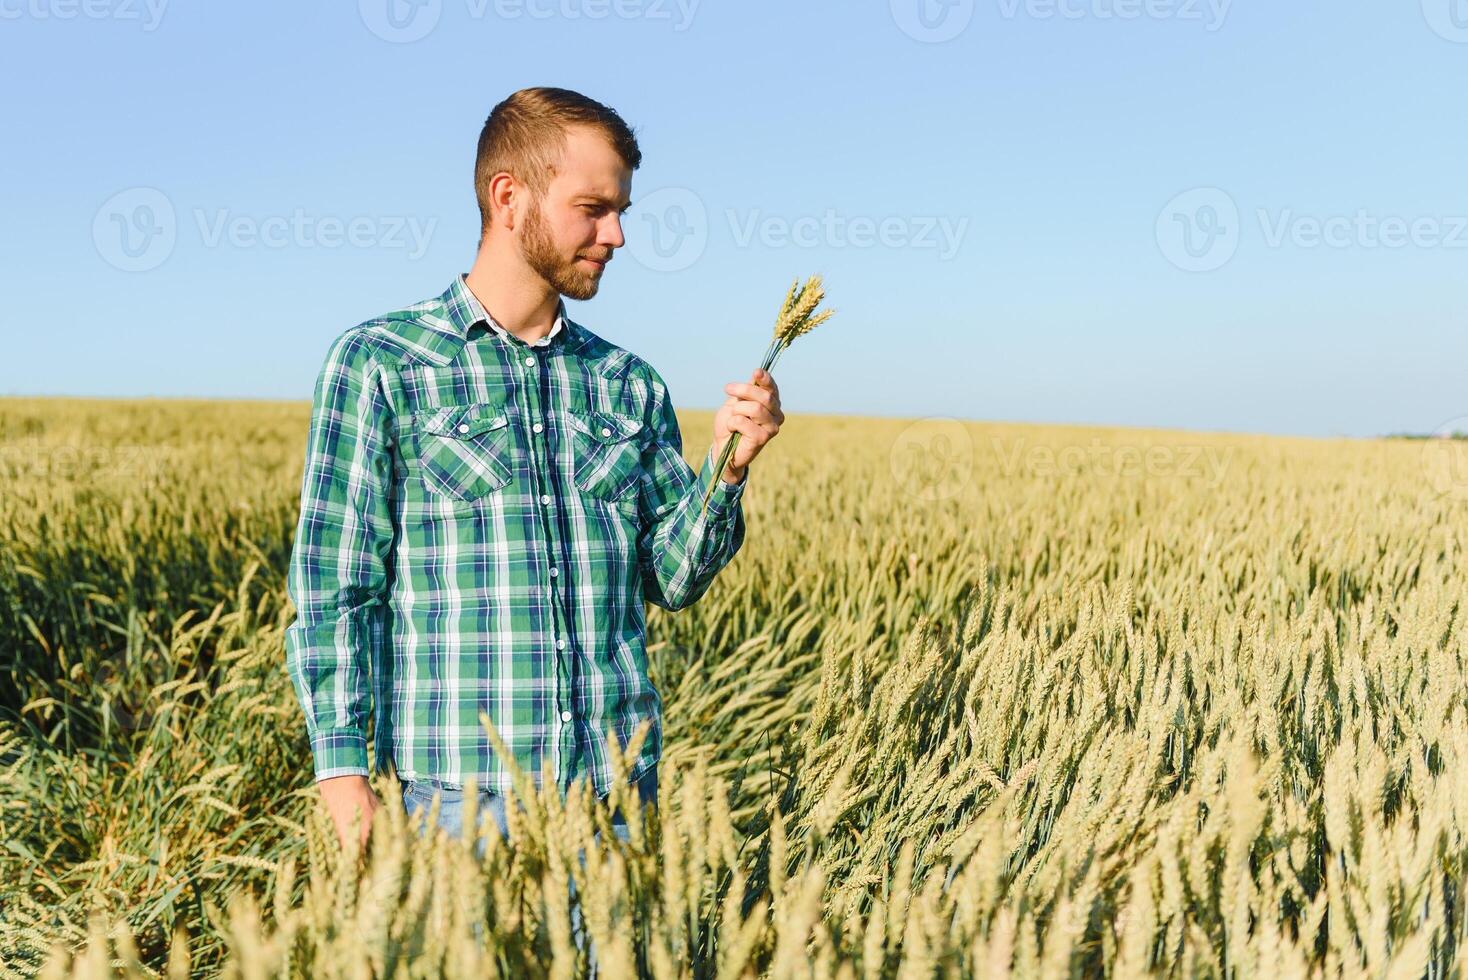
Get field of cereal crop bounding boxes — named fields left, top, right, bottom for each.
left=4, top=396, right=1467, bottom=977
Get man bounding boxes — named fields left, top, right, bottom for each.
left=283, top=87, right=784, bottom=854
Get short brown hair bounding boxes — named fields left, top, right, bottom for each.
left=474, top=87, right=642, bottom=237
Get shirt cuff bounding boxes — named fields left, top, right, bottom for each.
left=699, top=446, right=746, bottom=517
left=310, top=727, right=370, bottom=780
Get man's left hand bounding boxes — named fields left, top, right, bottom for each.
left=712, top=368, right=783, bottom=484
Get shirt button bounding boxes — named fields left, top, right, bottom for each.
left=549, top=566, right=559, bottom=577
left=561, top=710, right=572, bottom=722
left=458, top=423, right=470, bottom=433
left=524, top=355, right=535, bottom=367
left=556, top=638, right=566, bottom=650
left=533, top=422, right=544, bottom=433
left=540, top=494, right=552, bottom=505
left=600, top=426, right=612, bottom=437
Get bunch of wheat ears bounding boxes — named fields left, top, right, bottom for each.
left=699, top=274, right=835, bottom=516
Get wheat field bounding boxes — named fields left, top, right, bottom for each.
left=2, top=397, right=1466, bottom=978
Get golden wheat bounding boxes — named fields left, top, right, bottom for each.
left=2, top=398, right=1467, bottom=977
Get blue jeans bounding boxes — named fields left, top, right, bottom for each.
left=401, top=765, right=658, bottom=848
left=400, top=765, right=658, bottom=972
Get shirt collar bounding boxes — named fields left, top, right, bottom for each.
left=445, top=272, right=570, bottom=349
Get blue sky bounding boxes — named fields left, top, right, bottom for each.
left=1, top=0, right=1464, bottom=438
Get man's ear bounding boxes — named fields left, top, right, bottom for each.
left=488, top=172, right=518, bottom=231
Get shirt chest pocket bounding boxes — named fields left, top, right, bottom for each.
left=565, top=409, right=645, bottom=501
left=412, top=402, right=514, bottom=502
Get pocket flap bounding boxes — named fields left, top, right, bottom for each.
left=577, top=409, right=643, bottom=444
left=417, top=402, right=510, bottom=438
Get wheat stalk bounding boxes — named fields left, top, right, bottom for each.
left=698, top=274, right=836, bottom=516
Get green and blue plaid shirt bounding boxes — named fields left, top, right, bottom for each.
left=284, top=273, right=746, bottom=797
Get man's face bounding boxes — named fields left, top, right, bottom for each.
left=518, top=125, right=632, bottom=301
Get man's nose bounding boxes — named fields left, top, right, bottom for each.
left=598, top=214, right=625, bottom=250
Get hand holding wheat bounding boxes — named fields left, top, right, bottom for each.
left=700, top=275, right=836, bottom=516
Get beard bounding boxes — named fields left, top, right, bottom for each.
left=520, top=196, right=604, bottom=301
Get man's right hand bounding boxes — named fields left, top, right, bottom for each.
left=318, top=774, right=382, bottom=853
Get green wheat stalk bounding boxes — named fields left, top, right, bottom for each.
left=698, top=274, right=836, bottom=517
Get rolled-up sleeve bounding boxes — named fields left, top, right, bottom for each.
left=283, top=330, right=397, bottom=780
left=635, top=365, right=746, bottom=612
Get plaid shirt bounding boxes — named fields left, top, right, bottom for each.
left=284, top=273, right=746, bottom=797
